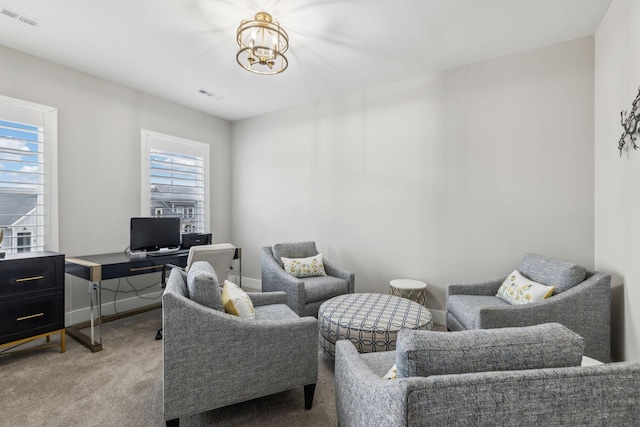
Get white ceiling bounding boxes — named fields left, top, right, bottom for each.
left=0, top=0, right=612, bottom=121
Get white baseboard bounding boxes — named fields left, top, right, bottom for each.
left=65, top=290, right=162, bottom=327
left=231, top=275, right=261, bottom=292
left=430, top=309, right=445, bottom=327
left=64, top=277, right=446, bottom=327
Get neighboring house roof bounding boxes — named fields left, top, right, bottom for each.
left=151, top=184, right=198, bottom=196
left=0, top=193, right=36, bottom=226
left=149, top=186, right=196, bottom=225
left=150, top=185, right=197, bottom=207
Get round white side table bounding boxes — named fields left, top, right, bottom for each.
left=389, top=279, right=428, bottom=307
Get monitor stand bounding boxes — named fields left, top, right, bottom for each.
left=146, top=248, right=180, bottom=257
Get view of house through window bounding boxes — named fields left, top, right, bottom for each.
left=142, top=130, right=209, bottom=236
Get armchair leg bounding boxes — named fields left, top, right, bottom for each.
left=304, top=383, right=316, bottom=409
left=166, top=419, right=179, bottom=427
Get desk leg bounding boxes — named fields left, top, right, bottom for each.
left=235, top=247, right=242, bottom=287
left=89, top=280, right=102, bottom=350
left=66, top=280, right=103, bottom=352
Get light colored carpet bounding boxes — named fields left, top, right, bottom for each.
left=0, top=309, right=444, bottom=427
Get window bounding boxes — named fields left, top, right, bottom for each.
left=141, top=130, right=209, bottom=236
left=0, top=96, right=58, bottom=253
left=17, top=231, right=31, bottom=252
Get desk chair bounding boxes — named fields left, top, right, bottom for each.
left=157, top=243, right=237, bottom=340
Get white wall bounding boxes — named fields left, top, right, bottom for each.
left=0, top=34, right=602, bottom=334
left=595, top=0, right=640, bottom=362
left=0, top=44, right=232, bottom=323
left=232, top=37, right=596, bottom=318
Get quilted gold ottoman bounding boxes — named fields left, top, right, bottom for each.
left=318, top=293, right=433, bottom=358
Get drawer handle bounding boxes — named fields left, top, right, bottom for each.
left=129, top=265, right=163, bottom=272
left=16, top=275, right=45, bottom=283
left=17, top=313, right=45, bottom=321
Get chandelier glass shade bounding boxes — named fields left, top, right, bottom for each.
left=236, top=12, right=289, bottom=75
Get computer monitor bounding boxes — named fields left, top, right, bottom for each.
left=129, top=217, right=181, bottom=253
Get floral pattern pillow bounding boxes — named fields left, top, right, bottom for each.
left=282, top=253, right=327, bottom=278
left=496, top=270, right=555, bottom=305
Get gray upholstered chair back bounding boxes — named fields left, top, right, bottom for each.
left=271, top=241, right=319, bottom=267
left=519, top=253, right=587, bottom=294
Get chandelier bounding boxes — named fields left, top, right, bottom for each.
left=236, top=12, right=289, bottom=75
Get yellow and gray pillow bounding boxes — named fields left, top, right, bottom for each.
left=222, top=280, right=255, bottom=319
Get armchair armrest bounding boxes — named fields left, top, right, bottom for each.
left=324, top=258, right=356, bottom=293
left=247, top=291, right=288, bottom=307
left=476, top=273, right=608, bottom=327
left=261, top=247, right=306, bottom=313
left=335, top=340, right=432, bottom=427
left=446, top=278, right=505, bottom=297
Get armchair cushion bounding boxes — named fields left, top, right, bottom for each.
left=282, top=253, right=327, bottom=278
left=304, top=275, right=350, bottom=303
left=396, top=323, right=584, bottom=379
left=222, top=280, right=255, bottom=319
left=519, top=253, right=586, bottom=293
left=496, top=270, right=555, bottom=304
left=186, top=261, right=224, bottom=311
left=446, top=294, right=510, bottom=329
left=254, top=302, right=301, bottom=321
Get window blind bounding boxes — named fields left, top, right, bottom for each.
left=0, top=119, right=45, bottom=252
left=142, top=130, right=209, bottom=236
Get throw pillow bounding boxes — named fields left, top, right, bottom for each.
left=383, top=364, right=397, bottom=380
left=395, top=323, right=585, bottom=378
left=222, top=280, right=255, bottom=319
left=496, top=269, right=555, bottom=305
left=186, top=261, right=224, bottom=311
left=281, top=253, right=327, bottom=278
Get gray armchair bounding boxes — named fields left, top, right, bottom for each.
left=162, top=268, right=318, bottom=427
left=262, top=241, right=355, bottom=317
left=335, top=325, right=640, bottom=427
left=446, top=253, right=611, bottom=362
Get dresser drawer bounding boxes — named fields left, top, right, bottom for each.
left=0, top=256, right=63, bottom=297
left=0, top=293, right=64, bottom=345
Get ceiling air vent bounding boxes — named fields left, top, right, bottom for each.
left=0, top=6, right=40, bottom=27
left=198, top=89, right=224, bottom=100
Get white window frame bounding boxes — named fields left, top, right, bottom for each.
left=140, top=130, right=210, bottom=233
left=0, top=95, right=58, bottom=252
